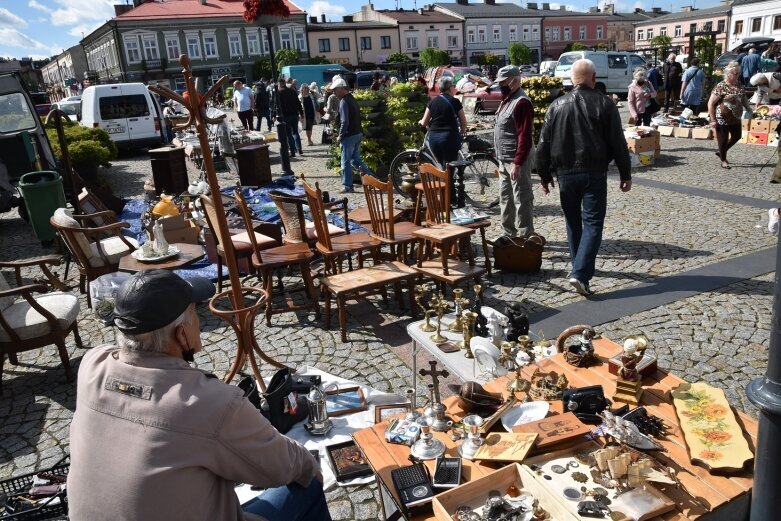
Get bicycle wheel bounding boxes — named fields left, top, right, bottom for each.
left=389, top=149, right=421, bottom=198
left=461, top=153, right=500, bottom=208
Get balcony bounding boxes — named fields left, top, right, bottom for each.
left=142, top=58, right=166, bottom=70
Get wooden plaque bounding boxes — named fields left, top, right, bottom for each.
left=671, top=382, right=754, bottom=472
left=511, top=412, right=591, bottom=449
left=473, top=432, right=538, bottom=462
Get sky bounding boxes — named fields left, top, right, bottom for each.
left=1, top=0, right=725, bottom=61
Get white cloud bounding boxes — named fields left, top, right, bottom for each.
left=307, top=1, right=346, bottom=20
left=0, top=7, right=28, bottom=28
left=49, top=0, right=114, bottom=28
left=0, top=28, right=49, bottom=51
left=28, top=0, right=49, bottom=12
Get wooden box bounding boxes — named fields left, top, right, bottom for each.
left=236, top=144, right=272, bottom=187
left=432, top=463, right=578, bottom=521
left=654, top=146, right=661, bottom=159
left=748, top=132, right=769, bottom=146
left=149, top=146, right=188, bottom=196
left=673, top=127, right=691, bottom=138
left=691, top=127, right=712, bottom=140
left=750, top=119, right=775, bottom=133
left=626, top=136, right=656, bottom=153
left=768, top=132, right=779, bottom=147
left=657, top=125, right=675, bottom=137
left=742, top=119, right=752, bottom=131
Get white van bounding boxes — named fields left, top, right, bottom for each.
left=555, top=51, right=648, bottom=95
left=80, top=83, right=166, bottom=148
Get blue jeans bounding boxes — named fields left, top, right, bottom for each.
left=557, top=171, right=607, bottom=284
left=340, top=132, right=374, bottom=188
left=284, top=115, right=302, bottom=156
left=242, top=479, right=331, bottom=521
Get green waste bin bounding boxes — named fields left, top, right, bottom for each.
left=18, top=171, right=66, bottom=242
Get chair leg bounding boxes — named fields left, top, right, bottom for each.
left=408, top=278, right=417, bottom=318
left=0, top=353, right=4, bottom=394
left=217, top=257, right=224, bottom=293
left=263, top=268, right=274, bottom=327
left=338, top=295, right=347, bottom=342
left=441, top=240, right=450, bottom=276
left=72, top=321, right=83, bottom=349
left=300, top=262, right=320, bottom=318
left=394, top=280, right=403, bottom=309
left=323, top=287, right=332, bottom=328
left=55, top=339, right=74, bottom=383
left=9, top=352, right=19, bottom=365
left=479, top=227, right=492, bottom=277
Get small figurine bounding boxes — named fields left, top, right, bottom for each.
left=488, top=312, right=504, bottom=347
left=472, top=284, right=488, bottom=337
left=613, top=337, right=647, bottom=405
left=505, top=302, right=530, bottom=341
left=532, top=499, right=550, bottom=520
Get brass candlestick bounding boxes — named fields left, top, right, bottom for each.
left=415, top=285, right=436, bottom=332
left=462, top=311, right=478, bottom=358
left=430, top=292, right=449, bottom=344
left=448, top=288, right=465, bottom=332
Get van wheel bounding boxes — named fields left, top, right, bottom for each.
left=595, top=83, right=607, bottom=95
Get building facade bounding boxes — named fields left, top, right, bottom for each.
left=433, top=1, right=542, bottom=66
left=80, top=0, right=307, bottom=90
left=728, top=0, right=781, bottom=51
left=354, top=4, right=465, bottom=63
left=633, top=4, right=731, bottom=57
left=602, top=5, right=669, bottom=52
left=41, top=45, right=89, bottom=100
left=534, top=4, right=609, bottom=60
left=306, top=16, right=400, bottom=65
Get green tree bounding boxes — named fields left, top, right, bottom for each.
left=307, top=55, right=330, bottom=65
left=694, top=37, right=717, bottom=79
left=253, top=58, right=272, bottom=80
left=419, top=48, right=450, bottom=68
left=482, top=53, right=500, bottom=66
left=507, top=42, right=533, bottom=65
left=274, top=48, right=301, bottom=72
left=386, top=52, right=411, bottom=63
left=649, top=35, right=673, bottom=57
left=593, top=43, right=608, bottom=50
left=561, top=42, right=587, bottom=54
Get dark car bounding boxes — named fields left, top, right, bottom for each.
left=355, top=70, right=399, bottom=89
left=714, top=37, right=776, bottom=71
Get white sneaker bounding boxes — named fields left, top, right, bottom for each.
left=568, top=278, right=591, bottom=296
left=769, top=209, right=780, bottom=234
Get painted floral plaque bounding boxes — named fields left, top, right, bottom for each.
left=671, top=382, right=753, bottom=472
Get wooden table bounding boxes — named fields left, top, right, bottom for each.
left=353, top=337, right=757, bottom=521
left=118, top=242, right=206, bottom=273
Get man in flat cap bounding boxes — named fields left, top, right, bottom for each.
left=67, top=270, right=330, bottom=521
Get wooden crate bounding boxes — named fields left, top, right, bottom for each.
left=432, top=463, right=578, bottom=521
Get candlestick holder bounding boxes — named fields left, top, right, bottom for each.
left=414, top=285, right=436, bottom=332
left=461, top=310, right=478, bottom=359
left=448, top=288, right=465, bottom=332
left=430, top=292, right=449, bottom=344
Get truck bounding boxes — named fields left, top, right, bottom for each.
left=279, top=64, right=351, bottom=87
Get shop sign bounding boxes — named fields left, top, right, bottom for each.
left=212, top=67, right=232, bottom=75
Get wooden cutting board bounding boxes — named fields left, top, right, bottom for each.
left=511, top=411, right=592, bottom=449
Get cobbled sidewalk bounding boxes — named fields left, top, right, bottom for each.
left=1, top=106, right=779, bottom=520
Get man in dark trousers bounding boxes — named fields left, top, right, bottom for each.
left=254, top=79, right=271, bottom=132
left=536, top=59, right=632, bottom=296
left=662, top=53, right=682, bottom=111
left=276, top=78, right=303, bottom=157
left=332, top=76, right=374, bottom=193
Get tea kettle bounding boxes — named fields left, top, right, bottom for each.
left=305, top=384, right=333, bottom=436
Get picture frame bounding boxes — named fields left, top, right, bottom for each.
left=374, top=403, right=412, bottom=424
left=325, top=386, right=367, bottom=417
left=325, top=440, right=373, bottom=482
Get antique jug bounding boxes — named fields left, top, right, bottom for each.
left=305, top=385, right=333, bottom=436
left=152, top=220, right=169, bottom=256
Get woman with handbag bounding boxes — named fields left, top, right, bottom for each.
left=627, top=68, right=658, bottom=126
left=680, top=57, right=706, bottom=113
left=708, top=61, right=752, bottom=169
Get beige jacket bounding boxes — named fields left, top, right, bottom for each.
left=67, top=345, right=318, bottom=521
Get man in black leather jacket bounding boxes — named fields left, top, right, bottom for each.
left=536, top=58, right=631, bottom=296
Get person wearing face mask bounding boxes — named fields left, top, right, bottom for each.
left=627, top=68, right=658, bottom=126
left=492, top=65, right=535, bottom=239
left=67, top=270, right=329, bottom=521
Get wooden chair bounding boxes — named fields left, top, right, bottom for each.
left=412, top=163, right=485, bottom=287
left=0, top=256, right=81, bottom=393
left=50, top=207, right=139, bottom=308
left=361, top=174, right=422, bottom=262
left=302, top=180, right=383, bottom=275
left=234, top=190, right=319, bottom=326
left=269, top=192, right=346, bottom=246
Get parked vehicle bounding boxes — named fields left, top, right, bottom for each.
left=539, top=60, right=558, bottom=76
left=355, top=70, right=401, bottom=89
left=52, top=100, right=81, bottom=121
left=714, top=37, right=777, bottom=71
left=280, top=64, right=351, bottom=87
left=555, top=51, right=647, bottom=94
left=520, top=64, right=538, bottom=74
left=80, top=83, right=167, bottom=149
left=472, top=84, right=503, bottom=113
left=0, top=72, right=58, bottom=219
left=423, top=66, right=487, bottom=97
left=29, top=92, right=51, bottom=116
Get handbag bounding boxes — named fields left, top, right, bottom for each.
left=490, top=233, right=546, bottom=272
left=238, top=368, right=309, bottom=434
left=647, top=97, right=660, bottom=115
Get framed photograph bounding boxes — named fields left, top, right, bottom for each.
left=325, top=440, right=373, bottom=482
left=374, top=403, right=412, bottom=424
left=326, top=386, right=367, bottom=417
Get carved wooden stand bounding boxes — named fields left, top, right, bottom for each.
left=149, top=55, right=288, bottom=390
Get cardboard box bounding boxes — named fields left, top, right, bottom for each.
left=739, top=130, right=749, bottom=144
left=673, top=127, right=691, bottom=138
left=658, top=125, right=675, bottom=137
left=654, top=146, right=661, bottom=158
left=768, top=133, right=779, bottom=147
left=637, top=151, right=655, bottom=166
left=148, top=214, right=200, bottom=245
left=626, top=136, right=656, bottom=153
left=751, top=119, right=775, bottom=133
left=748, top=131, right=769, bottom=145
left=691, top=127, right=712, bottom=140
left=742, top=119, right=752, bottom=131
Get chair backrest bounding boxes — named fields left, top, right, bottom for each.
left=78, top=188, right=118, bottom=226
left=361, top=174, right=395, bottom=241
left=418, top=162, right=451, bottom=225
left=269, top=192, right=308, bottom=243
left=50, top=208, right=95, bottom=268
left=200, top=194, right=237, bottom=263
left=301, top=180, right=333, bottom=251
left=233, top=190, right=262, bottom=259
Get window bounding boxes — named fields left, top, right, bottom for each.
left=689, top=23, right=696, bottom=34
left=532, top=26, right=539, bottom=40
left=247, top=32, right=261, bottom=55
left=552, top=27, right=560, bottom=41
left=608, top=54, right=627, bottom=69
left=319, top=38, right=331, bottom=52
left=717, top=20, right=725, bottom=33
left=628, top=31, right=633, bottom=41
left=646, top=28, right=653, bottom=40
left=703, top=21, right=712, bottom=32
left=774, top=15, right=781, bottom=31
left=124, top=36, right=141, bottom=64
left=579, top=25, right=586, bottom=39
left=751, top=17, right=761, bottom=32
left=675, top=25, right=682, bottom=37
left=339, top=37, right=350, bottom=51
left=203, top=33, right=218, bottom=58
left=427, top=34, right=438, bottom=48
left=361, top=36, right=372, bottom=50
left=174, top=77, right=186, bottom=92
left=734, top=20, right=743, bottom=35
left=406, top=35, right=418, bottom=49
left=478, top=26, right=486, bottom=42
left=280, top=30, right=292, bottom=49
left=467, top=28, right=475, bottom=43
left=637, top=30, right=644, bottom=41
left=99, top=94, right=149, bottom=120
left=142, top=36, right=159, bottom=60
left=294, top=30, right=306, bottom=51
left=563, top=26, right=571, bottom=40
left=261, top=32, right=270, bottom=53
left=544, top=27, right=551, bottom=41
left=493, top=25, right=501, bottom=42
left=522, top=25, right=530, bottom=41
left=660, top=26, right=667, bottom=37
left=509, top=25, right=517, bottom=42
left=228, top=33, right=242, bottom=57
left=381, top=35, right=392, bottom=49
left=447, top=34, right=458, bottom=48
left=596, top=25, right=603, bottom=39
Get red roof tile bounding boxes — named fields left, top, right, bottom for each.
left=116, top=0, right=304, bottom=21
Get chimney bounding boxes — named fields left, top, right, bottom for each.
left=651, top=6, right=661, bottom=12
left=309, top=16, right=317, bottom=23
left=681, top=5, right=695, bottom=11
left=321, top=13, right=326, bottom=22
left=418, top=8, right=424, bottom=14
left=343, top=15, right=354, bottom=22
left=527, top=2, right=537, bottom=8
left=114, top=4, right=133, bottom=16
left=559, top=5, right=566, bottom=9
left=542, top=3, right=550, bottom=10
left=198, top=0, right=205, bottom=4
left=634, top=7, right=644, bottom=12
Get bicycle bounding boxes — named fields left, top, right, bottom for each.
left=389, top=132, right=501, bottom=209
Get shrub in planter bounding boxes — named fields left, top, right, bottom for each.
left=520, top=75, right=564, bottom=142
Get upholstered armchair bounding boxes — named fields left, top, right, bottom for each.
left=0, top=255, right=81, bottom=393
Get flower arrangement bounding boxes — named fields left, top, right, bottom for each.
left=243, top=0, right=290, bottom=22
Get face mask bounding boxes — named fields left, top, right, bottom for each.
left=500, top=84, right=513, bottom=96
left=636, top=79, right=645, bottom=85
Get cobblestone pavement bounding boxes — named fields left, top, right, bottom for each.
left=1, top=105, right=780, bottom=520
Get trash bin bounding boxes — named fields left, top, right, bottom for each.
left=18, top=170, right=66, bottom=242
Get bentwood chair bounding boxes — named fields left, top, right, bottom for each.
left=361, top=175, right=422, bottom=263
left=269, top=191, right=345, bottom=247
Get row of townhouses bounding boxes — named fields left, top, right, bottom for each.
left=42, top=0, right=780, bottom=93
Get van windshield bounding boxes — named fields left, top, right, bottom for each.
left=99, top=94, right=149, bottom=120
left=558, top=55, right=581, bottom=66
left=0, top=93, right=38, bottom=134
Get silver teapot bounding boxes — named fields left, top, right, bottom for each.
left=305, top=384, right=333, bottom=436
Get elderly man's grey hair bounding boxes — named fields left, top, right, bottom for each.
left=117, top=309, right=192, bottom=354
left=437, top=76, right=454, bottom=93
left=724, top=60, right=741, bottom=75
